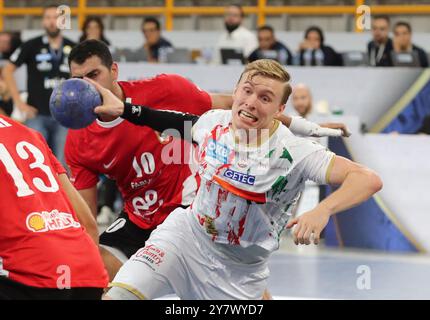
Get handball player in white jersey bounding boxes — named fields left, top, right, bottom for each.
left=88, top=59, right=382, bottom=300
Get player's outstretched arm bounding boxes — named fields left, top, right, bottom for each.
left=208, top=94, right=351, bottom=137
left=210, top=93, right=233, bottom=109
left=86, top=77, right=199, bottom=142
left=120, top=103, right=199, bottom=142
left=318, top=121, right=351, bottom=137
left=287, top=156, right=382, bottom=245
left=58, top=173, right=99, bottom=245
left=277, top=114, right=351, bottom=137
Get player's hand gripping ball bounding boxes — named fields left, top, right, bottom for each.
left=49, top=78, right=102, bottom=129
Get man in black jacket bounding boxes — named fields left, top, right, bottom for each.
left=367, top=15, right=393, bottom=67
left=139, top=17, right=173, bottom=63
left=248, top=25, right=293, bottom=65
left=2, top=5, right=75, bottom=163
left=298, top=26, right=343, bottom=66
left=392, top=21, right=429, bottom=68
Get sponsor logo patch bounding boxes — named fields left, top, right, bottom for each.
left=223, top=168, right=255, bottom=185
left=35, top=53, right=52, bottom=62
left=133, top=244, right=165, bottom=271
left=130, top=179, right=152, bottom=190
left=207, top=139, right=231, bottom=163
left=26, top=210, right=81, bottom=232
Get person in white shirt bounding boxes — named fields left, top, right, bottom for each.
left=213, top=4, right=258, bottom=64
left=88, top=59, right=382, bottom=300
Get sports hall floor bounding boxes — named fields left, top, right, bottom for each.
left=267, top=240, right=430, bottom=300
left=99, top=225, right=430, bottom=300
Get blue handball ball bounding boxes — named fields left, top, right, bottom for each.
left=50, top=78, right=101, bottom=129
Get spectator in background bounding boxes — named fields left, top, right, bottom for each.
left=393, top=21, right=428, bottom=68
left=138, top=17, right=172, bottom=63
left=368, top=15, right=393, bottom=67
left=291, top=83, right=313, bottom=118
left=291, top=83, right=349, bottom=135
left=248, top=25, right=292, bottom=65
left=0, top=31, right=21, bottom=60
left=0, top=66, right=13, bottom=116
left=79, top=16, right=111, bottom=46
left=298, top=26, right=343, bottom=66
left=0, top=32, right=20, bottom=115
left=2, top=5, right=75, bottom=164
left=214, top=4, right=258, bottom=63
left=0, top=32, right=12, bottom=61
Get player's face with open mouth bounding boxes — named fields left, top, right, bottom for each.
left=232, top=74, right=285, bottom=132
left=70, top=56, right=117, bottom=92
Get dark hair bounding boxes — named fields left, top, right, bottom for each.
left=0, top=31, right=22, bottom=59
left=10, top=32, right=22, bottom=52
left=142, top=17, right=161, bottom=31
left=229, top=4, right=245, bottom=18
left=9, top=31, right=22, bottom=54
left=258, top=25, right=274, bottom=34
left=304, top=26, right=324, bottom=45
left=43, top=4, right=58, bottom=13
left=79, top=16, right=110, bottom=45
left=68, top=39, right=113, bottom=69
left=394, top=21, right=412, bottom=33
left=374, top=15, right=390, bottom=24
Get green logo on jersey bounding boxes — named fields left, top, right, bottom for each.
left=280, top=148, right=293, bottom=163
left=265, top=149, right=276, bottom=158
left=271, top=176, right=288, bottom=198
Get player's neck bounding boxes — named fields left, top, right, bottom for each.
left=112, top=82, right=125, bottom=101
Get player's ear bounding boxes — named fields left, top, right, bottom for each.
left=275, top=103, right=286, bottom=117
left=111, top=62, right=119, bottom=81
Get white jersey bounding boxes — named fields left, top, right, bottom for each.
left=190, top=110, right=335, bottom=260
left=213, top=26, right=258, bottom=63
left=109, top=110, right=337, bottom=299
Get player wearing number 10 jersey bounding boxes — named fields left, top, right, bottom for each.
left=65, top=40, right=217, bottom=280
left=66, top=74, right=209, bottom=230
left=0, top=115, right=108, bottom=299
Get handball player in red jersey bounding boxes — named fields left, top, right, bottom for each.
left=0, top=115, right=108, bottom=300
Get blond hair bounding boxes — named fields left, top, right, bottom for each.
left=237, top=59, right=292, bottom=105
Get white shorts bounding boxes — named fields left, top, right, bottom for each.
left=109, top=207, right=270, bottom=300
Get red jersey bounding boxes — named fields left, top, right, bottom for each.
left=65, top=74, right=211, bottom=229
left=0, top=115, right=108, bottom=288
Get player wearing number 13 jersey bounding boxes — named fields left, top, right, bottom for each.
left=0, top=115, right=108, bottom=299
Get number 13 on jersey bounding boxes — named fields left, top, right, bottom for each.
left=0, top=142, right=59, bottom=197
